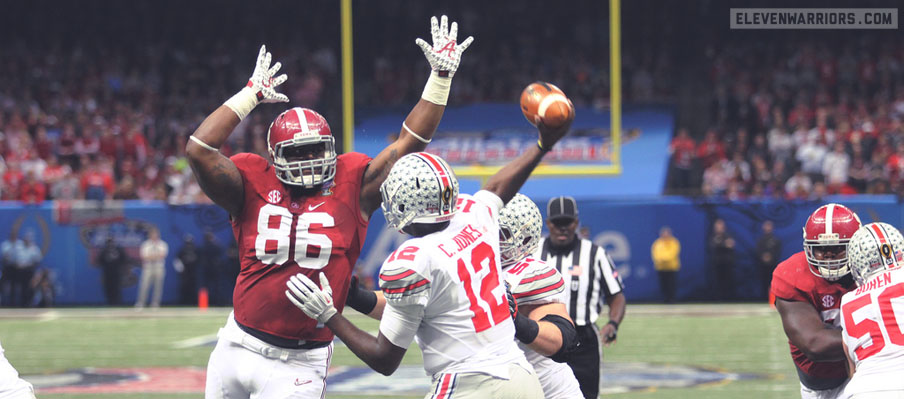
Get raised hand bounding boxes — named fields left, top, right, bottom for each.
left=285, top=272, right=338, bottom=324
left=537, top=106, right=574, bottom=150
left=415, top=15, right=474, bottom=77
left=247, top=44, right=289, bottom=104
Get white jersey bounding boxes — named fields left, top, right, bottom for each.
left=378, top=191, right=530, bottom=379
left=841, top=268, right=904, bottom=397
left=0, top=341, right=35, bottom=399
left=503, top=257, right=583, bottom=399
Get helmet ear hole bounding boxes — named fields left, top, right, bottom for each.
left=415, top=178, right=421, bottom=189
left=398, top=204, right=405, bottom=212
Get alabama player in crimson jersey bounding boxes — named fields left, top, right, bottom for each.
left=840, top=222, right=904, bottom=399
left=499, top=193, right=583, bottom=399
left=772, top=203, right=862, bottom=399
left=285, top=113, right=572, bottom=397
left=186, top=16, right=473, bottom=399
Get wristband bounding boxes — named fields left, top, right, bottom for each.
left=537, top=139, right=550, bottom=153
left=607, top=320, right=619, bottom=331
left=514, top=312, right=540, bottom=344
left=421, top=71, right=452, bottom=106
left=189, top=135, right=219, bottom=152
left=346, top=276, right=378, bottom=315
left=224, top=86, right=259, bottom=121
left=403, top=122, right=432, bottom=144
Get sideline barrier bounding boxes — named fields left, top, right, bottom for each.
left=1, top=196, right=899, bottom=305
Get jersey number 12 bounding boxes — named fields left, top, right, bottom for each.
left=457, top=241, right=510, bottom=332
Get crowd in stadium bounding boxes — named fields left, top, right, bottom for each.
left=668, top=31, right=904, bottom=198
left=5, top=2, right=903, bottom=203
left=0, top=0, right=672, bottom=204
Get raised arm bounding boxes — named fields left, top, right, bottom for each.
left=776, top=298, right=846, bottom=361
left=483, top=117, right=574, bottom=204
left=186, top=45, right=289, bottom=216
left=359, top=15, right=474, bottom=218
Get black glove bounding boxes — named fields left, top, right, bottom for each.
left=506, top=281, right=539, bottom=343
left=505, top=281, right=518, bottom=319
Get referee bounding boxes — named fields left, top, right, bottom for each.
left=535, top=196, right=626, bottom=399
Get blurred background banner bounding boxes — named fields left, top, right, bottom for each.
left=354, top=105, right=673, bottom=197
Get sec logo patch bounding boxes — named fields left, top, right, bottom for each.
left=267, top=190, right=282, bottom=204
left=821, top=295, right=835, bottom=308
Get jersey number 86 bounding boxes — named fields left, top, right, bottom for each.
left=255, top=204, right=334, bottom=269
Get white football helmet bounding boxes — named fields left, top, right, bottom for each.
left=848, top=222, right=904, bottom=286
left=380, top=152, right=459, bottom=231
left=498, top=193, right=542, bottom=268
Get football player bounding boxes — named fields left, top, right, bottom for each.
left=0, top=341, right=35, bottom=399
left=499, top=193, right=583, bottom=398
left=840, top=222, right=904, bottom=399
left=340, top=194, right=583, bottom=398
left=187, top=16, right=473, bottom=399
left=285, top=115, right=572, bottom=398
left=772, top=203, right=862, bottom=398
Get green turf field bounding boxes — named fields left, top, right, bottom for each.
left=0, top=304, right=801, bottom=398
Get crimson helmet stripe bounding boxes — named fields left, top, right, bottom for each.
left=824, top=204, right=835, bottom=235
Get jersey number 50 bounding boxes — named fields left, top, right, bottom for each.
left=255, top=204, right=334, bottom=269
left=842, top=282, right=904, bottom=361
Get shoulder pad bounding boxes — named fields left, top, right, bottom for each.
left=513, top=260, right=566, bottom=304
left=230, top=152, right=269, bottom=173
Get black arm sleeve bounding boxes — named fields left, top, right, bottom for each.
left=543, top=314, right=579, bottom=363
left=345, top=275, right=377, bottom=315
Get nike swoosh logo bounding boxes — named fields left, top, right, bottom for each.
left=295, top=378, right=312, bottom=386
left=308, top=202, right=325, bottom=211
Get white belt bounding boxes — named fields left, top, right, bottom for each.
left=219, top=324, right=297, bottom=362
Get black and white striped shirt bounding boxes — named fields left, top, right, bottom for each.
left=535, top=236, right=624, bottom=327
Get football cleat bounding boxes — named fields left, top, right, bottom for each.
left=802, top=203, right=861, bottom=280
left=267, top=107, right=337, bottom=188
left=380, top=152, right=459, bottom=231
left=498, top=193, right=542, bottom=268
left=848, top=222, right=904, bottom=286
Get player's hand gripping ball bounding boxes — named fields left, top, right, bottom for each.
left=520, top=82, right=574, bottom=128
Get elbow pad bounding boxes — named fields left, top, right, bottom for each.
left=542, top=314, right=579, bottom=363
left=346, top=276, right=377, bottom=315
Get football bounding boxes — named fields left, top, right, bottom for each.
left=520, top=82, right=574, bottom=128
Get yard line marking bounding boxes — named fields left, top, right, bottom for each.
left=38, top=311, right=60, bottom=322
left=171, top=334, right=218, bottom=349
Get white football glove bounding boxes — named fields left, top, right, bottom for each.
left=416, top=15, right=474, bottom=77
left=248, top=44, right=289, bottom=103
left=285, top=272, right=338, bottom=324
left=224, top=44, right=288, bottom=120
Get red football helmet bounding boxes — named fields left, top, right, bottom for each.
left=802, top=203, right=861, bottom=280
left=267, top=107, right=337, bottom=188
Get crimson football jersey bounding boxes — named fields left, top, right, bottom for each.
left=772, top=251, right=855, bottom=384
left=230, top=152, right=371, bottom=341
